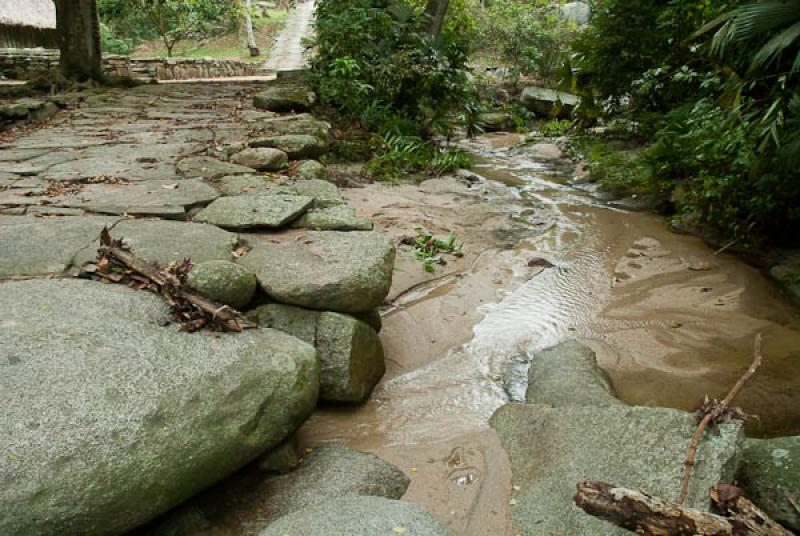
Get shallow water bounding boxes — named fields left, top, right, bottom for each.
left=300, top=133, right=800, bottom=533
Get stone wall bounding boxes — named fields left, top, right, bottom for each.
left=0, top=49, right=270, bottom=81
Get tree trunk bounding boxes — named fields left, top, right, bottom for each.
left=54, top=0, right=103, bottom=81
left=244, top=0, right=260, bottom=57
left=424, top=0, right=450, bottom=35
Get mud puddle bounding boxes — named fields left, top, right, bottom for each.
left=299, top=133, right=800, bottom=535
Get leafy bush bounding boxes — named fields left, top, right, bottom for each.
left=312, top=0, right=473, bottom=134
left=475, top=0, right=571, bottom=80
left=570, top=0, right=800, bottom=244
left=571, top=0, right=731, bottom=113
left=97, top=0, right=241, bottom=56
left=312, top=0, right=476, bottom=178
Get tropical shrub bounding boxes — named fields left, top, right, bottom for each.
left=475, top=0, right=571, bottom=80
left=312, top=0, right=476, bottom=177
left=312, top=0, right=473, bottom=134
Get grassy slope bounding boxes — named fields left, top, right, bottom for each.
left=131, top=10, right=288, bottom=61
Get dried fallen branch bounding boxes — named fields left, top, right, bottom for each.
left=574, top=481, right=793, bottom=536
left=82, top=227, right=256, bottom=333
left=677, top=334, right=764, bottom=504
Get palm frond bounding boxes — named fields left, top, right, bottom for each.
left=699, top=0, right=800, bottom=59
left=749, top=20, right=800, bottom=72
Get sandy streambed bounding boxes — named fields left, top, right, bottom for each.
left=299, top=134, right=800, bottom=535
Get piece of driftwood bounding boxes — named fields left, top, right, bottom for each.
left=678, top=334, right=764, bottom=504
left=574, top=481, right=794, bottom=536
left=86, top=227, right=256, bottom=332
left=710, top=485, right=796, bottom=535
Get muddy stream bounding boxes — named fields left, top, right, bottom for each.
left=299, top=134, right=800, bottom=535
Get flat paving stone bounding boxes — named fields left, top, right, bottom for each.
left=214, top=175, right=285, bottom=196
left=194, top=195, right=313, bottom=230
left=73, top=219, right=239, bottom=267
left=0, top=216, right=118, bottom=277
left=62, top=179, right=220, bottom=219
left=178, top=156, right=256, bottom=179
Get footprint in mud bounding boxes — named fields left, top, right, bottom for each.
left=443, top=447, right=482, bottom=487
left=613, top=236, right=688, bottom=285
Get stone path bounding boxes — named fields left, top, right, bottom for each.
left=0, top=74, right=402, bottom=534
left=264, top=0, right=316, bottom=72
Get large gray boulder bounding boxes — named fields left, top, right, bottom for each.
left=490, top=404, right=743, bottom=536
left=186, top=260, right=258, bottom=310
left=241, top=231, right=395, bottom=313
left=142, top=445, right=410, bottom=536
left=520, top=87, right=580, bottom=118
left=0, top=279, right=320, bottom=536
left=253, top=304, right=386, bottom=402
left=194, top=195, right=313, bottom=230
left=260, top=496, right=452, bottom=536
left=250, top=134, right=327, bottom=160
left=230, top=148, right=288, bottom=172
left=737, top=436, right=800, bottom=531
left=479, top=111, right=514, bottom=132
left=253, top=86, right=315, bottom=113
left=526, top=340, right=623, bottom=407
left=561, top=1, right=591, bottom=25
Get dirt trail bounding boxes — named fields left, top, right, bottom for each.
left=264, top=0, right=316, bottom=72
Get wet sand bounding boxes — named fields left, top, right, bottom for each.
left=298, top=134, right=800, bottom=535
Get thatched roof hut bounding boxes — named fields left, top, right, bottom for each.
left=0, top=0, right=58, bottom=49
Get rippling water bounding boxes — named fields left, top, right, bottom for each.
left=304, top=134, right=800, bottom=452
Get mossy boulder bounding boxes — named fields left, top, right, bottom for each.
left=241, top=231, right=395, bottom=314
left=253, top=304, right=386, bottom=402
left=295, top=160, right=328, bottom=181
left=251, top=134, right=327, bottom=160
left=480, top=111, right=514, bottom=132
left=231, top=148, right=288, bottom=172
left=737, top=436, right=800, bottom=531
left=186, top=260, right=258, bottom=310
left=520, top=87, right=580, bottom=118
left=253, top=86, right=316, bottom=113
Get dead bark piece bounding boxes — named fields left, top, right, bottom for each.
left=678, top=334, right=764, bottom=504
left=574, top=481, right=793, bottom=536
left=710, top=486, right=795, bottom=536
left=85, top=227, right=256, bottom=333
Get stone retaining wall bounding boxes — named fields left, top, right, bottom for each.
left=0, top=49, right=270, bottom=81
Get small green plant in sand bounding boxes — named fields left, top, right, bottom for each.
left=404, top=228, right=464, bottom=273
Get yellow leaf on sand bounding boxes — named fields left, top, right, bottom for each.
left=393, top=527, right=408, bottom=534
